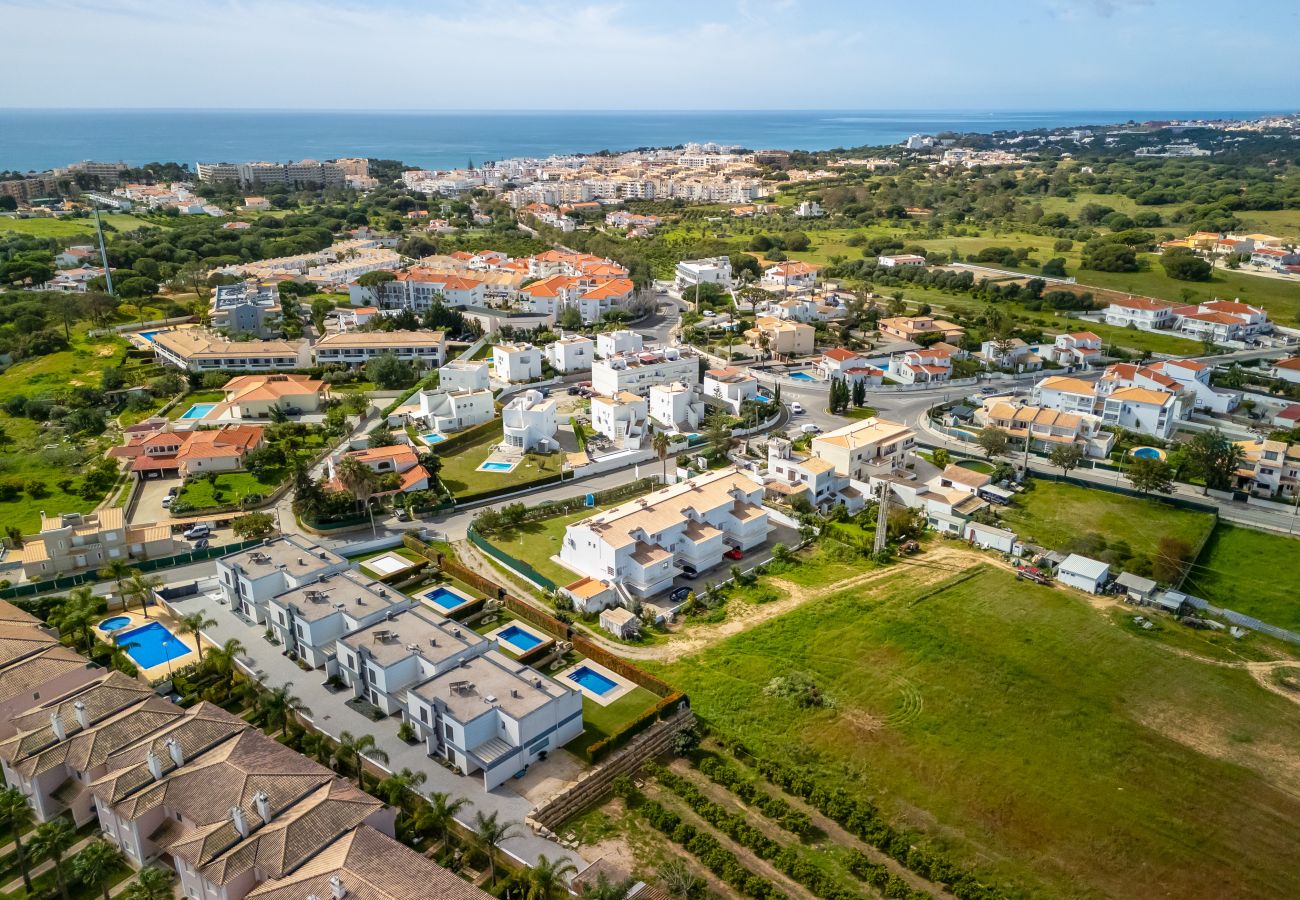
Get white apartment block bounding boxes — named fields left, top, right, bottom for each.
left=314, top=330, right=446, bottom=369
left=502, top=390, right=557, bottom=451
left=438, top=359, right=491, bottom=392
left=352, top=268, right=487, bottom=311
left=1103, top=359, right=1238, bottom=414
left=592, top=347, right=699, bottom=398
left=411, top=387, right=495, bottom=434
left=596, top=329, right=644, bottom=358
left=649, top=382, right=703, bottom=433
left=702, top=366, right=759, bottom=413
left=545, top=334, right=595, bottom=373
left=196, top=159, right=346, bottom=187
left=674, top=257, right=733, bottom=291
left=765, top=438, right=866, bottom=513
left=151, top=330, right=311, bottom=373
left=810, top=417, right=916, bottom=480
left=216, top=537, right=350, bottom=626
left=1172, top=299, right=1271, bottom=342
left=266, top=571, right=410, bottom=669
left=1104, top=297, right=1176, bottom=330
left=1033, top=374, right=1183, bottom=439
left=590, top=392, right=649, bottom=450
left=493, top=343, right=543, bottom=383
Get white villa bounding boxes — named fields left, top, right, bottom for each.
left=216, top=537, right=350, bottom=626
left=590, top=392, right=649, bottom=450
left=492, top=343, right=542, bottom=383
left=702, top=366, right=759, bottom=413
left=545, top=334, right=595, bottom=373
left=502, top=390, right=557, bottom=451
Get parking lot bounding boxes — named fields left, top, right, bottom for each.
left=131, top=475, right=181, bottom=525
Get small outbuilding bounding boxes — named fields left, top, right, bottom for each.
left=561, top=576, right=617, bottom=614
left=600, top=605, right=641, bottom=639
left=1115, top=571, right=1158, bottom=603
left=1057, top=554, right=1110, bottom=594
left=963, top=521, right=1018, bottom=554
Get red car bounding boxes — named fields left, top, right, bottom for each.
left=724, top=548, right=744, bottom=561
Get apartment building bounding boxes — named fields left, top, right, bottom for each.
left=210, top=282, right=280, bottom=338
left=590, top=392, right=649, bottom=450
left=151, top=330, right=311, bottom=373
left=596, top=329, right=644, bottom=358
left=674, top=257, right=733, bottom=291
left=216, top=536, right=350, bottom=626
left=877, top=315, right=964, bottom=343
left=438, top=359, right=492, bottom=392
left=314, top=330, right=446, bottom=369
left=405, top=650, right=583, bottom=790
left=978, top=400, right=1115, bottom=458
left=265, top=570, right=411, bottom=669
left=1104, top=297, right=1176, bottom=329
left=492, top=343, right=543, bottom=383
left=1103, top=359, right=1238, bottom=413
left=702, top=366, right=759, bottom=413
left=764, top=438, right=866, bottom=512
left=1033, top=374, right=1182, bottom=438
left=744, top=317, right=815, bottom=357
left=1172, top=299, right=1271, bottom=342
left=196, top=160, right=346, bottom=187
left=810, top=417, right=916, bottom=480
left=545, top=334, right=595, bottom=373
left=592, top=347, right=699, bottom=398
left=354, top=267, right=488, bottom=311
left=502, top=391, right=557, bottom=451
left=19, top=509, right=175, bottom=581
left=561, top=467, right=771, bottom=598
left=1234, top=439, right=1300, bottom=498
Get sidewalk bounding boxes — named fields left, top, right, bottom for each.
left=167, top=591, right=586, bottom=872
left=0, top=834, right=95, bottom=894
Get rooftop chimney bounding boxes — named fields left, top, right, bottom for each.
left=72, top=700, right=88, bottom=729
left=253, top=790, right=272, bottom=825
left=49, top=710, right=66, bottom=741
left=330, top=875, right=347, bottom=899
left=229, top=805, right=248, bottom=838
left=165, top=736, right=184, bottom=768
left=146, top=750, right=163, bottom=781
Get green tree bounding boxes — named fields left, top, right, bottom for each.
left=1126, top=456, right=1173, bottom=495
left=32, top=818, right=77, bottom=900
left=378, top=768, right=427, bottom=806
left=526, top=854, right=578, bottom=900
left=652, top=431, right=671, bottom=482
left=310, top=297, right=333, bottom=333
left=1049, top=443, right=1084, bottom=480
left=1184, top=428, right=1243, bottom=493
left=365, top=352, right=415, bottom=389
left=176, top=611, right=215, bottom=662
left=333, top=731, right=389, bottom=783
left=206, top=638, right=246, bottom=679
left=0, top=787, right=36, bottom=892
left=50, top=586, right=100, bottom=653
left=975, top=426, right=1009, bottom=459
left=120, top=866, right=175, bottom=900
left=557, top=306, right=583, bottom=330
left=231, top=511, right=276, bottom=539
left=122, top=570, right=161, bottom=619
left=258, top=682, right=311, bottom=737
left=98, top=558, right=132, bottom=600
left=415, top=791, right=468, bottom=850
left=930, top=447, right=950, bottom=468
left=702, top=411, right=734, bottom=458
left=658, top=860, right=702, bottom=900
left=71, top=838, right=123, bottom=900
left=1160, top=247, right=1212, bottom=281
left=472, top=810, right=519, bottom=887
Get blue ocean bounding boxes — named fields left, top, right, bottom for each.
left=0, top=109, right=1276, bottom=173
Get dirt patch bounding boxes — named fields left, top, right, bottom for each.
left=95, top=346, right=116, bottom=356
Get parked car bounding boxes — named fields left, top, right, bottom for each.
left=193, top=537, right=210, bottom=550
left=790, top=402, right=805, bottom=415
left=724, top=547, right=743, bottom=561
left=669, top=586, right=692, bottom=603
left=167, top=486, right=180, bottom=497
left=679, top=564, right=699, bottom=579
left=395, top=509, right=411, bottom=522
left=800, top=423, right=821, bottom=435
left=183, top=523, right=211, bottom=540
left=160, top=496, right=173, bottom=508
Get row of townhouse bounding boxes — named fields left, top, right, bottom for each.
left=1033, top=371, right=1184, bottom=438
left=1234, top=438, right=1300, bottom=499
left=560, top=467, right=772, bottom=598
left=1104, top=297, right=1272, bottom=342
left=150, top=329, right=446, bottom=373
left=976, top=399, right=1116, bottom=458
left=216, top=537, right=583, bottom=790
left=18, top=509, right=175, bottom=581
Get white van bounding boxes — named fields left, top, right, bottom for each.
left=800, top=423, right=821, bottom=435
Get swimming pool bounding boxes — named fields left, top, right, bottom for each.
left=423, top=586, right=471, bottom=611
left=497, top=625, right=544, bottom=652
left=787, top=372, right=816, bottom=382
left=567, top=665, right=618, bottom=696
left=115, top=621, right=192, bottom=669
left=97, top=615, right=132, bottom=632
left=478, top=461, right=515, bottom=472
left=138, top=330, right=161, bottom=342
left=180, top=403, right=217, bottom=420
left=1132, top=446, right=1166, bottom=461
left=420, top=433, right=445, bottom=445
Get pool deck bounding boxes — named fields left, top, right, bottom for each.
left=486, top=620, right=551, bottom=654
left=360, top=551, right=416, bottom=579
left=555, top=659, right=636, bottom=706
left=415, top=583, right=478, bottom=615
left=96, top=611, right=202, bottom=681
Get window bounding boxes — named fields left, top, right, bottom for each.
left=420, top=708, right=428, bottom=723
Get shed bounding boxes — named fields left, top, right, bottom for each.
left=600, top=605, right=641, bottom=639
left=1115, top=572, right=1157, bottom=603
left=1150, top=589, right=1191, bottom=616
left=1057, top=554, right=1110, bottom=594
left=561, top=577, right=617, bottom=615
left=944, top=404, right=976, bottom=426
left=963, top=521, right=1017, bottom=554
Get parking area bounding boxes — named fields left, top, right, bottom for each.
left=644, top=521, right=802, bottom=618
left=131, top=476, right=181, bottom=525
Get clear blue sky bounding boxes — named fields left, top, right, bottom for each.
left=2, top=0, right=1296, bottom=110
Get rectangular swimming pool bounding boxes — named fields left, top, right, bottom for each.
left=567, top=665, right=618, bottom=696
left=478, top=461, right=515, bottom=472
left=423, top=586, right=471, bottom=611
left=420, top=433, right=446, bottom=444
left=180, top=403, right=217, bottom=420
left=138, top=330, right=161, bottom=342
left=497, top=624, right=544, bottom=652
left=787, top=371, right=816, bottom=382
left=116, top=621, right=192, bottom=669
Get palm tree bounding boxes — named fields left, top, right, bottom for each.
left=652, top=431, right=671, bottom=483
left=583, top=872, right=639, bottom=900
left=32, top=818, right=77, bottom=900
left=258, top=682, right=311, bottom=737
left=333, top=731, right=389, bottom=784
left=206, top=637, right=246, bottom=678
left=378, top=768, right=427, bottom=807
left=50, top=587, right=99, bottom=653
left=336, top=455, right=380, bottom=515
left=416, top=791, right=468, bottom=850
left=472, top=810, right=519, bottom=887
left=120, top=865, right=175, bottom=900
left=71, top=838, right=122, bottom=900
left=122, top=570, right=161, bottom=619
left=97, top=558, right=131, bottom=601
left=526, top=854, right=577, bottom=900
left=0, top=786, right=35, bottom=892
left=176, top=611, right=216, bottom=661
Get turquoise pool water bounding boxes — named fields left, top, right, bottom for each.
left=421, top=433, right=445, bottom=444
left=787, top=371, right=816, bottom=382
left=423, top=587, right=470, bottom=610
left=479, top=461, right=514, bottom=472
left=98, top=615, right=131, bottom=632
left=568, top=665, right=618, bottom=695
left=497, top=625, right=543, bottom=652
left=116, top=621, right=191, bottom=668
left=138, top=330, right=161, bottom=342
left=180, top=403, right=217, bottom=420
left=1132, top=447, right=1164, bottom=460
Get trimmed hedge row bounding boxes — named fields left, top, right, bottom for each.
left=647, top=763, right=866, bottom=900
left=638, top=793, right=787, bottom=900
left=428, top=417, right=501, bottom=456
left=715, top=736, right=1000, bottom=900
left=585, top=692, right=682, bottom=763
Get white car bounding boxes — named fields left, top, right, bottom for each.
left=790, top=402, right=805, bottom=415
left=703, top=309, right=715, bottom=317
left=160, top=496, right=173, bottom=508
left=800, top=423, right=821, bottom=435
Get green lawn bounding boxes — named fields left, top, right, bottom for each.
left=0, top=213, right=156, bottom=238
left=650, top=565, right=1300, bottom=900
left=177, top=470, right=282, bottom=511
left=1184, top=524, right=1300, bottom=632
left=434, top=426, right=564, bottom=497
left=166, top=389, right=226, bottom=420
left=568, top=686, right=660, bottom=762
left=999, top=480, right=1215, bottom=558
left=954, top=459, right=993, bottom=474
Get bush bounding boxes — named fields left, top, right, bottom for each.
left=1160, top=247, right=1212, bottom=282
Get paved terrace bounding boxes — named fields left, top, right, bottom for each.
left=166, top=585, right=587, bottom=871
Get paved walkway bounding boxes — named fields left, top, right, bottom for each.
left=0, top=834, right=95, bottom=894
left=168, top=590, right=586, bottom=871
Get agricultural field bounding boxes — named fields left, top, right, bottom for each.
left=1184, top=524, right=1300, bottom=632
left=651, top=564, right=1300, bottom=899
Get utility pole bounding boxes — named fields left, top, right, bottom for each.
left=89, top=198, right=115, bottom=296
left=872, top=480, right=891, bottom=556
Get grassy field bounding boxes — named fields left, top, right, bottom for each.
left=1184, top=524, right=1300, bottom=632
left=434, top=425, right=564, bottom=497
left=999, top=480, right=1215, bottom=556
left=651, top=564, right=1300, bottom=899
left=569, top=686, right=660, bottom=762
left=177, top=470, right=282, bottom=510
left=0, top=213, right=156, bottom=238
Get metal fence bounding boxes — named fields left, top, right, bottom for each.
left=1180, top=592, right=1300, bottom=645
left=466, top=524, right=558, bottom=592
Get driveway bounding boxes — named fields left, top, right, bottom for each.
left=131, top=476, right=180, bottom=526
left=166, top=587, right=588, bottom=871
